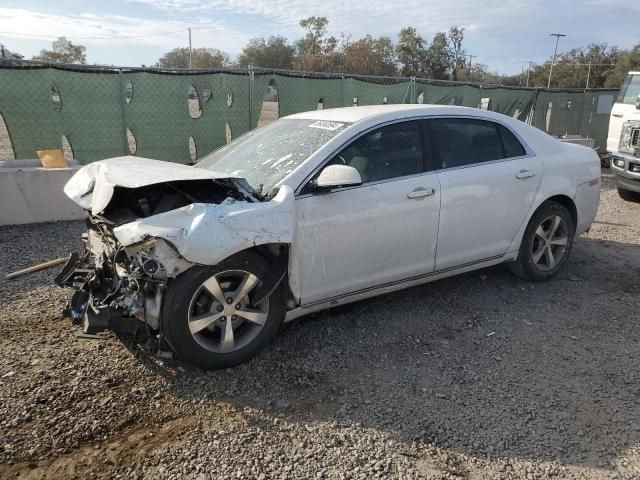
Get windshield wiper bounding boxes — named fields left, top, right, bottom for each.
left=228, top=178, right=265, bottom=202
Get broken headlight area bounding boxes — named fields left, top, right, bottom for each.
left=55, top=216, right=191, bottom=335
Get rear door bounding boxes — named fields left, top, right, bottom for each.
left=428, top=117, right=542, bottom=270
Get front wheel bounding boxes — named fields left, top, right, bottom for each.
left=161, top=252, right=284, bottom=370
left=510, top=201, right=575, bottom=282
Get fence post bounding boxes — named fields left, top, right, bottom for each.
left=248, top=65, right=254, bottom=130
left=410, top=76, right=416, bottom=104
left=117, top=69, right=128, bottom=156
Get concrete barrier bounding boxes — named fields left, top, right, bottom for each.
left=0, top=165, right=85, bottom=225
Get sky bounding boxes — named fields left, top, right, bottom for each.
left=0, top=0, right=637, bottom=75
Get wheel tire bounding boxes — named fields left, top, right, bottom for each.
left=617, top=187, right=640, bottom=203
left=509, top=201, right=575, bottom=282
left=161, top=251, right=284, bottom=370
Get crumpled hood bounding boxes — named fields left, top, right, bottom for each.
left=64, top=156, right=238, bottom=215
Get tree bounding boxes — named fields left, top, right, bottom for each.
left=446, top=26, right=465, bottom=80
left=396, top=27, right=428, bottom=76
left=341, top=35, right=397, bottom=76
left=32, top=37, right=86, bottom=64
left=521, top=43, right=625, bottom=88
left=294, top=16, right=342, bottom=71
left=424, top=32, right=450, bottom=79
left=606, top=44, right=640, bottom=88
left=157, top=47, right=229, bottom=69
left=297, top=16, right=329, bottom=57
left=238, top=36, right=295, bottom=69
left=0, top=43, right=23, bottom=61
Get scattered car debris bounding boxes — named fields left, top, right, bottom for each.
left=74, top=332, right=108, bottom=340
left=6, top=257, right=69, bottom=280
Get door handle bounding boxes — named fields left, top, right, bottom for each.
left=407, top=187, right=435, bottom=199
left=516, top=169, right=536, bottom=179
left=612, top=113, right=623, bottom=118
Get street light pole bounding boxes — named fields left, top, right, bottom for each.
left=547, top=33, right=566, bottom=89
left=188, top=27, right=192, bottom=69
left=526, top=61, right=533, bottom=87
left=467, top=54, right=475, bottom=81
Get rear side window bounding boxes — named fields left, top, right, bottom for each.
left=497, top=124, right=526, bottom=158
left=429, top=118, right=526, bottom=169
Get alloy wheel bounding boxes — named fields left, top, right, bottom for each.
left=531, top=215, right=569, bottom=271
left=187, top=270, right=268, bottom=353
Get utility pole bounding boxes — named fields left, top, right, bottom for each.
left=526, top=61, right=533, bottom=87
left=586, top=60, right=592, bottom=89
left=547, top=33, right=566, bottom=88
left=188, top=27, right=192, bottom=69
left=467, top=54, right=475, bottom=81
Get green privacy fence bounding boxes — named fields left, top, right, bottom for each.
left=0, top=63, right=618, bottom=165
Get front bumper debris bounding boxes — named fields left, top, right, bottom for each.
left=56, top=252, right=148, bottom=335
left=55, top=218, right=173, bottom=336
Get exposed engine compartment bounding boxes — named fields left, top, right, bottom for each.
left=102, top=178, right=249, bottom=225
left=56, top=178, right=249, bottom=334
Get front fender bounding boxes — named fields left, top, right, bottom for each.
left=112, top=186, right=295, bottom=266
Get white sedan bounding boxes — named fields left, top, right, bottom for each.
left=58, top=105, right=601, bottom=369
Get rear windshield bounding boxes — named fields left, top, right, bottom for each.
left=196, top=118, right=349, bottom=195
left=617, top=74, right=640, bottom=104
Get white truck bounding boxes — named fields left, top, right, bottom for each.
left=607, top=72, right=640, bottom=201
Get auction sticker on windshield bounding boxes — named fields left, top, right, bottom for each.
left=309, top=120, right=345, bottom=131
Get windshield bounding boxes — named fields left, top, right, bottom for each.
left=196, top=118, right=350, bottom=195
left=617, top=74, right=640, bottom=104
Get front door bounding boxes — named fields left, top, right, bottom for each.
left=295, top=120, right=441, bottom=305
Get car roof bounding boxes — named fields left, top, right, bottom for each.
left=284, top=104, right=500, bottom=124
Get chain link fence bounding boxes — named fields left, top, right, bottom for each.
left=0, top=62, right=619, bottom=165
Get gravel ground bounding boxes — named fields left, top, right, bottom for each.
left=1, top=173, right=639, bottom=480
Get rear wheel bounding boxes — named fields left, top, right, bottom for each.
left=617, top=187, right=640, bottom=203
left=510, top=201, right=575, bottom=282
left=161, top=252, right=284, bottom=370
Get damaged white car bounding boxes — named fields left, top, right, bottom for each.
left=57, top=105, right=601, bottom=369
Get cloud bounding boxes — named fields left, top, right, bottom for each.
left=1, top=1, right=637, bottom=73
left=0, top=7, right=251, bottom=53
left=129, top=0, right=531, bottom=39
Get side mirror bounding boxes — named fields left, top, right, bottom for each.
left=315, top=164, right=362, bottom=189
left=636, top=95, right=640, bottom=110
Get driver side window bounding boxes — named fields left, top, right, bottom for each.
left=324, top=121, right=423, bottom=184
